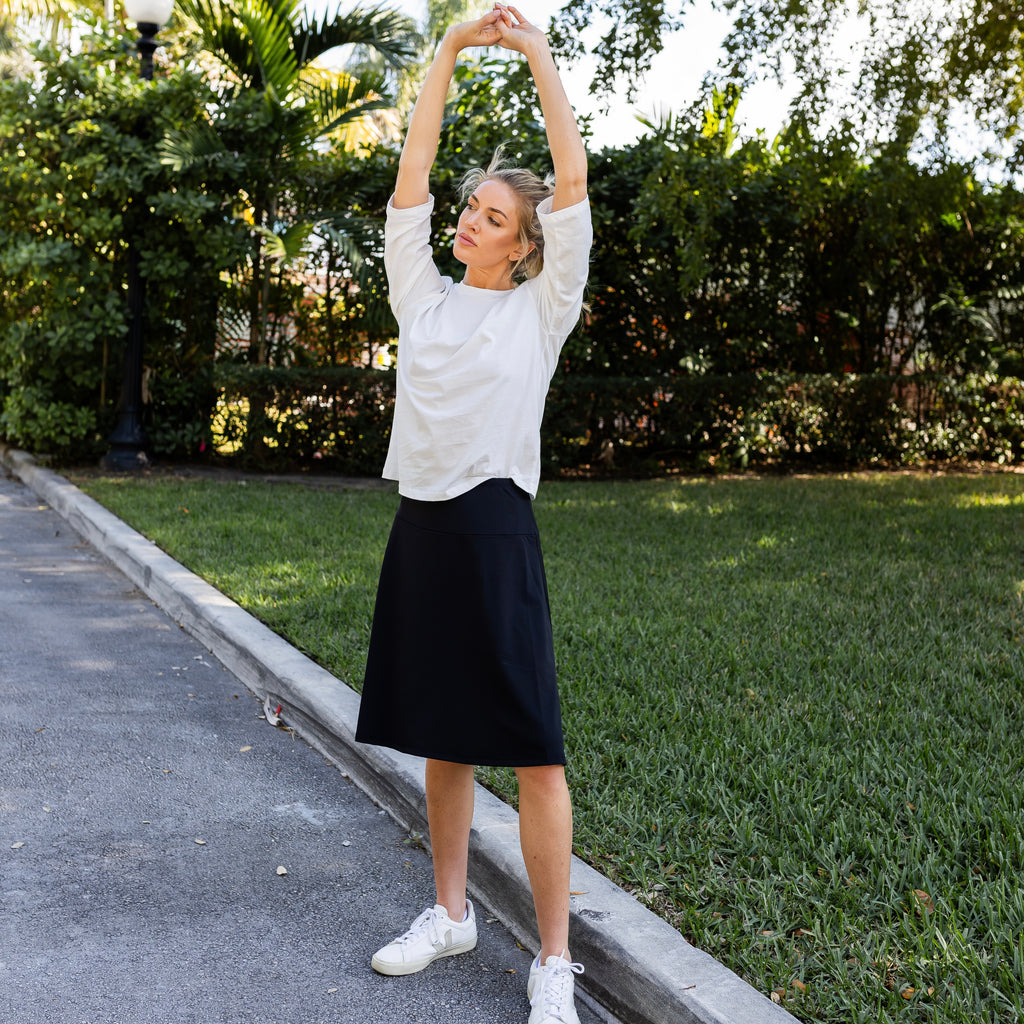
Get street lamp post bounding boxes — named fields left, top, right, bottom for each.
left=101, top=0, right=175, bottom=471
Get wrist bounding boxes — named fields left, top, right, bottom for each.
left=523, top=33, right=552, bottom=64
left=438, top=30, right=463, bottom=58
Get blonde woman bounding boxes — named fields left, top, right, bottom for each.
left=355, top=6, right=591, bottom=1022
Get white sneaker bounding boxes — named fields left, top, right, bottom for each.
left=371, top=900, right=478, bottom=976
left=527, top=953, right=584, bottom=1024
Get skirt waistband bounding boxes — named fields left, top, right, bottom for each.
left=396, top=478, right=536, bottom=536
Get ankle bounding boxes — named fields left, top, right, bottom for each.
left=538, top=946, right=570, bottom=964
left=438, top=899, right=468, bottom=922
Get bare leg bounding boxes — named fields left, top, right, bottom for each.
left=515, top=764, right=573, bottom=961
left=425, top=758, right=475, bottom=921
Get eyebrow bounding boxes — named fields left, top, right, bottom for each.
left=469, top=193, right=509, bottom=221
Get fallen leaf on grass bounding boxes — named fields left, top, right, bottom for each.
left=901, top=987, right=916, bottom=1000
left=770, top=989, right=784, bottom=1004
left=792, top=979, right=807, bottom=993
left=913, top=889, right=935, bottom=913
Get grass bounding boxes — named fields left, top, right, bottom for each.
left=71, top=468, right=1024, bottom=1024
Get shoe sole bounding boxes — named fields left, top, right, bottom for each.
left=371, top=934, right=478, bottom=976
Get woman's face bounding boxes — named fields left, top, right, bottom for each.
left=452, top=178, right=526, bottom=288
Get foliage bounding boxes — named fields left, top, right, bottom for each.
left=580, top=97, right=1024, bottom=383
left=258, top=143, right=400, bottom=369
left=4, top=12, right=1022, bottom=470
left=213, top=364, right=394, bottom=472
left=209, top=366, right=1024, bottom=473
left=75, top=470, right=1024, bottom=1024
left=0, top=20, right=249, bottom=459
left=169, top=0, right=417, bottom=366
left=548, top=0, right=1024, bottom=174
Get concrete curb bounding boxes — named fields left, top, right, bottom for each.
left=1, top=444, right=799, bottom=1024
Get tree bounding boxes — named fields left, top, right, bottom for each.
left=167, top=0, right=417, bottom=364
left=0, top=19, right=252, bottom=458
left=547, top=0, right=1024, bottom=173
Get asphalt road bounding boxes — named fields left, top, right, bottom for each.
left=0, top=469, right=609, bottom=1024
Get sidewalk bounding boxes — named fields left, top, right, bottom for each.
left=1, top=444, right=799, bottom=1024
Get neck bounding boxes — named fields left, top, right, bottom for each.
left=462, top=265, right=515, bottom=291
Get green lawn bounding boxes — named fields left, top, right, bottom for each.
left=73, top=469, right=1024, bottom=1024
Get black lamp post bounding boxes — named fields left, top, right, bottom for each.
left=101, top=0, right=174, bottom=471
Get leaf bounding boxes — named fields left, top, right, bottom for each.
left=254, top=222, right=314, bottom=265
left=195, top=838, right=207, bottom=846
left=276, top=865, right=288, bottom=875
left=913, top=889, right=935, bottom=913
left=11, top=842, right=24, bottom=850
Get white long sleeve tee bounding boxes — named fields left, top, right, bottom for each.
left=381, top=194, right=592, bottom=501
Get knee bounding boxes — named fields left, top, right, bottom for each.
left=515, top=764, right=568, bottom=798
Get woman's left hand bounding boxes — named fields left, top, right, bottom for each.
left=492, top=4, right=548, bottom=56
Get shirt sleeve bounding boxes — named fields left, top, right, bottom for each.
left=384, top=195, right=446, bottom=326
left=531, top=195, right=593, bottom=341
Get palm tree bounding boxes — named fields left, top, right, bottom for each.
left=167, top=0, right=417, bottom=364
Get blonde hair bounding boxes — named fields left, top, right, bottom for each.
left=458, top=147, right=555, bottom=283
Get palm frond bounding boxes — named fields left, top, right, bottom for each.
left=177, top=0, right=254, bottom=85
left=158, top=119, right=229, bottom=172
left=315, top=216, right=392, bottom=332
left=234, top=0, right=299, bottom=95
left=178, top=0, right=298, bottom=94
left=255, top=221, right=314, bottom=264
left=295, top=3, right=417, bottom=71
left=297, top=68, right=391, bottom=135
left=317, top=216, right=378, bottom=271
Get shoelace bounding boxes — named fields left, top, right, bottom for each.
left=538, top=957, right=585, bottom=1021
left=395, top=906, right=446, bottom=949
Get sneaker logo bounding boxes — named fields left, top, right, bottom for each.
left=432, top=927, right=453, bottom=951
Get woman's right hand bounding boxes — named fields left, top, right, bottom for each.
left=444, top=9, right=505, bottom=51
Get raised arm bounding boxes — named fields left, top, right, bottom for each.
left=393, top=11, right=505, bottom=209
left=495, top=5, right=588, bottom=211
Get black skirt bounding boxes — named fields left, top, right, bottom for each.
left=355, top=478, right=565, bottom=767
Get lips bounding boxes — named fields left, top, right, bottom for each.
left=457, top=232, right=477, bottom=247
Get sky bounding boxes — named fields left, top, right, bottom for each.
left=356, top=0, right=800, bottom=148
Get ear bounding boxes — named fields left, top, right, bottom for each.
left=509, top=241, right=536, bottom=262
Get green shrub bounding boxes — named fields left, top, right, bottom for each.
left=209, top=367, right=1023, bottom=474
left=0, top=23, right=249, bottom=460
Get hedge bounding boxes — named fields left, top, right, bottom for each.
left=211, top=366, right=1024, bottom=475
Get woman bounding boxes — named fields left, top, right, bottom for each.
left=355, top=6, right=591, bottom=1023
